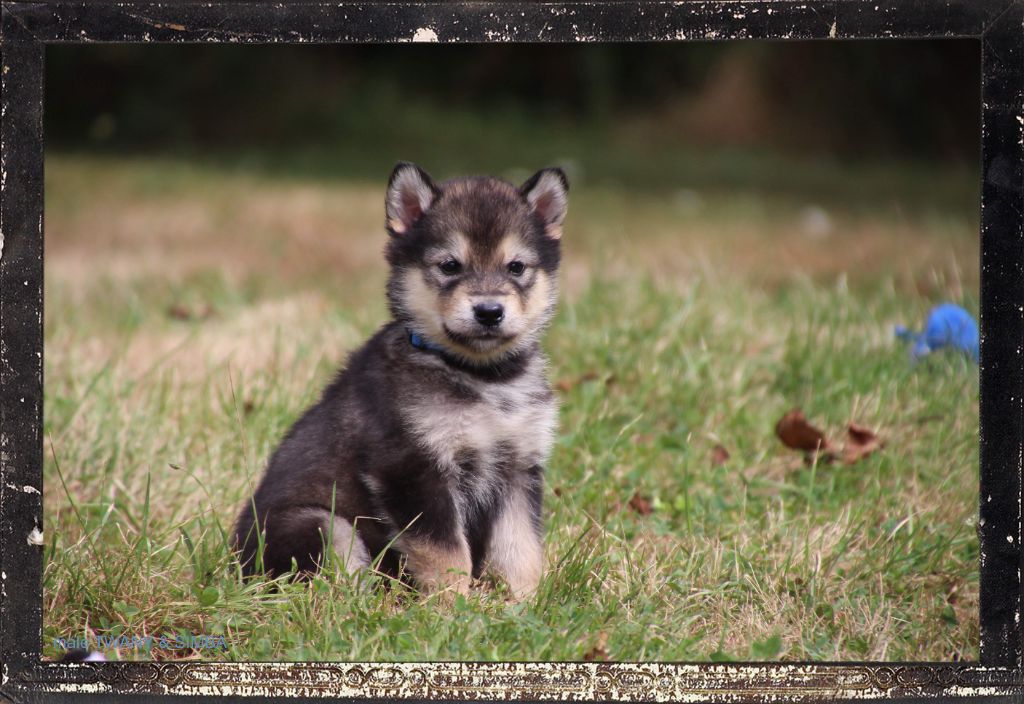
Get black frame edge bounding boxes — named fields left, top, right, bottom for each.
left=980, top=0, right=1024, bottom=669
left=0, top=0, right=1016, bottom=44
left=0, top=0, right=1020, bottom=700
left=0, top=31, right=44, bottom=697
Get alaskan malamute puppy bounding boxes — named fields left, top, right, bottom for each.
left=233, top=163, right=568, bottom=599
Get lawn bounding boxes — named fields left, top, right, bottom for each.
left=42, top=124, right=980, bottom=661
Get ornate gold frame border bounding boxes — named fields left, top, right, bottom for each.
left=2, top=1, right=1023, bottom=701
left=11, top=662, right=1024, bottom=699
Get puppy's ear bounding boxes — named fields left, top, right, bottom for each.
left=521, top=167, right=569, bottom=240
left=386, top=162, right=439, bottom=235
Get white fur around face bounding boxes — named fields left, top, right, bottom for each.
left=396, top=266, right=449, bottom=345
left=396, top=261, right=558, bottom=367
left=397, top=265, right=551, bottom=366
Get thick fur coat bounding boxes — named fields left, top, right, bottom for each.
left=233, top=163, right=568, bottom=599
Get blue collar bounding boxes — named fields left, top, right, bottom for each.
left=407, top=328, right=448, bottom=355
left=404, top=325, right=531, bottom=382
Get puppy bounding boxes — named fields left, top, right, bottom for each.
left=232, top=163, right=568, bottom=599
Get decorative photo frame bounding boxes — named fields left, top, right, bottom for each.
left=1, top=0, right=1022, bottom=700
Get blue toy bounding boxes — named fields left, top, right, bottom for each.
left=895, top=303, right=978, bottom=362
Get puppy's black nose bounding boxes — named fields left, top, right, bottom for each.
left=473, top=302, right=505, bottom=327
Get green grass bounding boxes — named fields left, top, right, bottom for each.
left=42, top=143, right=979, bottom=662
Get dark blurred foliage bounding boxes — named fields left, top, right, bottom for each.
left=47, top=40, right=978, bottom=163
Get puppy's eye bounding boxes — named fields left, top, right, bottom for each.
left=438, top=259, right=462, bottom=276
left=508, top=261, right=526, bottom=276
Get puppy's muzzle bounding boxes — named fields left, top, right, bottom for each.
left=473, top=302, right=505, bottom=328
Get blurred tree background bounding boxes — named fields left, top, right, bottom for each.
left=47, top=41, right=978, bottom=175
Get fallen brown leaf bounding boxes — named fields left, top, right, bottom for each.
left=628, top=492, right=653, bottom=516
left=711, top=444, right=730, bottom=466
left=775, top=409, right=833, bottom=453
left=167, top=303, right=192, bottom=321
left=554, top=371, right=604, bottom=393
left=583, top=632, right=609, bottom=661
left=842, top=422, right=883, bottom=465
left=630, top=433, right=654, bottom=446
left=167, top=302, right=214, bottom=322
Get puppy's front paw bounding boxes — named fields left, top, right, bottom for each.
left=399, top=536, right=472, bottom=598
left=485, top=493, right=545, bottom=602
left=430, top=570, right=474, bottom=606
